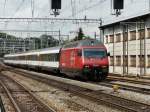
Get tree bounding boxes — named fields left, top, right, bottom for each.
left=78, top=27, right=84, bottom=40
left=73, top=27, right=84, bottom=41
left=39, top=34, right=59, bottom=48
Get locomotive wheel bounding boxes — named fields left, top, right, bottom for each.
left=94, top=75, right=102, bottom=82
left=94, top=73, right=107, bottom=82
left=92, top=69, right=102, bottom=81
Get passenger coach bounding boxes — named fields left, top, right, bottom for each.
left=4, top=46, right=61, bottom=72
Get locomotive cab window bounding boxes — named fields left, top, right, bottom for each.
left=83, top=49, right=106, bottom=58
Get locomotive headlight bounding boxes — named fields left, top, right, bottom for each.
left=85, top=65, right=90, bottom=68
left=83, top=65, right=91, bottom=73
left=101, top=66, right=107, bottom=68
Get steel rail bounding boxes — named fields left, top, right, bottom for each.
left=0, top=96, right=5, bottom=112
left=107, top=76, right=150, bottom=86
left=11, top=75, right=57, bottom=112
left=0, top=80, right=21, bottom=112
left=97, top=82, right=150, bottom=95
left=0, top=73, right=56, bottom=112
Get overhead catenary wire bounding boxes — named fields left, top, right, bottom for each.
left=60, top=0, right=105, bottom=29
left=1, top=0, right=105, bottom=39
left=60, top=0, right=105, bottom=32
left=3, top=0, right=25, bottom=31
left=68, top=0, right=106, bottom=18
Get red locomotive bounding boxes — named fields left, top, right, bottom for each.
left=59, top=39, right=109, bottom=81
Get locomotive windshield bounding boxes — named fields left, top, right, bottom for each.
left=83, top=48, right=106, bottom=58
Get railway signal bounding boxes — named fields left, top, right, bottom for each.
left=112, top=0, right=124, bottom=16
left=50, top=0, right=61, bottom=17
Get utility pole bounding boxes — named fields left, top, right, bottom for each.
left=4, top=33, right=7, bottom=54
left=59, top=30, right=61, bottom=45
left=67, top=35, right=70, bottom=41
left=149, top=0, right=150, bottom=11
left=94, top=32, right=97, bottom=40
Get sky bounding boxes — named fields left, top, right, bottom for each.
left=0, top=0, right=149, bottom=40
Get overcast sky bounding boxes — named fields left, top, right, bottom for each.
left=0, top=0, right=149, bottom=40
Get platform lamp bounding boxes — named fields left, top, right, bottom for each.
left=50, top=0, right=61, bottom=17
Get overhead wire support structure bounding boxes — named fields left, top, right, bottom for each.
left=0, top=18, right=102, bottom=24
left=0, top=30, right=59, bottom=33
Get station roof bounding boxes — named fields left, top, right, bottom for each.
left=100, top=12, right=150, bottom=29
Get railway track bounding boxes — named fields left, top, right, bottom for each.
left=6, top=68, right=150, bottom=112
left=107, top=75, right=150, bottom=86
left=0, top=73, right=56, bottom=112
left=95, top=81, right=150, bottom=95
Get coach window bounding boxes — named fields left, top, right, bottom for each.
left=41, top=54, right=48, bottom=61
left=30, top=55, right=33, bottom=60
left=32, top=55, right=38, bottom=61
left=20, top=56, right=25, bottom=60
left=46, top=54, right=49, bottom=61
left=48, top=54, right=52, bottom=61
left=130, top=55, right=136, bottom=67
left=18, top=56, right=21, bottom=60
left=56, top=53, right=59, bottom=61
left=28, top=55, right=31, bottom=60
left=15, top=56, right=18, bottom=60
left=50, top=54, right=54, bottom=61
left=52, top=53, right=57, bottom=61
left=48, top=53, right=59, bottom=61
left=55, top=53, right=59, bottom=61
left=26, top=55, right=29, bottom=60
left=18, top=56, right=20, bottom=60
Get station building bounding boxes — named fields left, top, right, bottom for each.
left=100, top=12, right=150, bottom=77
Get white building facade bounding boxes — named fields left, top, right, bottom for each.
left=101, top=13, right=150, bottom=76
